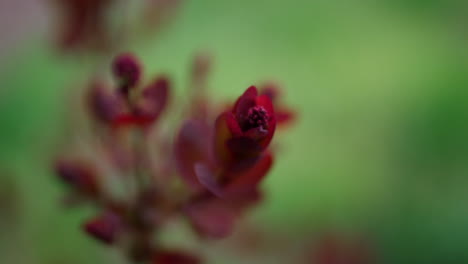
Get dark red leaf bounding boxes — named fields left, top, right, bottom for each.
left=132, top=76, right=171, bottom=126
left=226, top=137, right=263, bottom=159
left=175, top=120, right=213, bottom=190
left=194, top=163, right=223, bottom=197
left=88, top=81, right=124, bottom=123
left=276, top=108, right=296, bottom=126
left=83, top=212, right=122, bottom=244
left=185, top=198, right=236, bottom=239
left=224, top=153, right=273, bottom=197
left=55, top=159, right=100, bottom=196
left=214, top=112, right=240, bottom=163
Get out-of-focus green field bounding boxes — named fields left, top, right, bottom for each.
left=1, top=0, right=468, bottom=263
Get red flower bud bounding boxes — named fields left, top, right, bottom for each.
left=113, top=53, right=142, bottom=92
left=215, top=86, right=276, bottom=163
left=112, top=76, right=171, bottom=128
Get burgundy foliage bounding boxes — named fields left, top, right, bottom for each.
left=55, top=52, right=295, bottom=263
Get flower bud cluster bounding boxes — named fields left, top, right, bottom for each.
left=55, top=53, right=295, bottom=263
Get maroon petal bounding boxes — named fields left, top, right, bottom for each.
left=153, top=250, right=201, bottom=264
left=224, top=153, right=273, bottom=197
left=174, top=120, right=213, bottom=190
left=83, top=212, right=122, bottom=244
left=185, top=198, right=236, bottom=239
left=233, top=86, right=258, bottom=119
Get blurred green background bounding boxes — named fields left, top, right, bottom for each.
left=1, top=0, right=468, bottom=263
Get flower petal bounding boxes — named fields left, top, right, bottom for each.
left=255, top=94, right=274, bottom=118
left=233, top=86, right=258, bottom=118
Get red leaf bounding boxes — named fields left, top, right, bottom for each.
left=88, top=81, right=124, bottom=123
left=83, top=212, right=122, bottom=244
left=226, top=137, right=263, bottom=158
left=214, top=112, right=240, bottom=163
left=276, top=108, right=296, bottom=126
left=194, top=163, right=223, bottom=197
left=55, top=159, right=100, bottom=196
left=185, top=198, right=236, bottom=239
left=133, top=76, right=170, bottom=125
left=174, top=120, right=213, bottom=190
left=224, top=153, right=273, bottom=197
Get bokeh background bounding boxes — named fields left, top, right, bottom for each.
left=1, top=0, right=468, bottom=263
